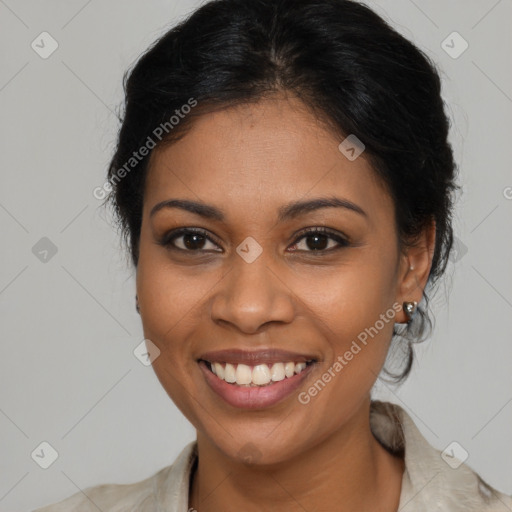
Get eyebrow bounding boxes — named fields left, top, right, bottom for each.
left=149, top=196, right=367, bottom=222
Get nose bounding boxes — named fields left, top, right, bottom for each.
left=210, top=252, right=295, bottom=334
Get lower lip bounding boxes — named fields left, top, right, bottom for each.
left=198, top=360, right=315, bottom=410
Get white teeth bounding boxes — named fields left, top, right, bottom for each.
left=252, top=364, right=271, bottom=385
left=295, top=362, right=306, bottom=374
left=207, top=360, right=311, bottom=386
left=284, top=362, right=295, bottom=378
left=235, top=364, right=252, bottom=385
left=224, top=363, right=236, bottom=383
left=213, top=362, right=224, bottom=379
left=270, top=362, right=285, bottom=382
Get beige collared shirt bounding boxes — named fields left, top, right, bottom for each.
left=33, top=400, right=512, bottom=511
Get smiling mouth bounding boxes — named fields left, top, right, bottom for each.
left=199, top=359, right=316, bottom=387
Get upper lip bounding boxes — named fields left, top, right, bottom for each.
left=198, top=348, right=318, bottom=366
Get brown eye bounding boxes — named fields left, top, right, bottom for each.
left=289, top=227, right=349, bottom=253
left=160, top=228, right=222, bottom=252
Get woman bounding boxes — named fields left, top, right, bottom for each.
left=34, top=0, right=511, bottom=510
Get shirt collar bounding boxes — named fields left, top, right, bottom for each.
left=157, top=400, right=506, bottom=511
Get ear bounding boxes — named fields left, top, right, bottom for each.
left=395, top=219, right=436, bottom=323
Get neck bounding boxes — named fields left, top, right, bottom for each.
left=189, top=398, right=404, bottom=512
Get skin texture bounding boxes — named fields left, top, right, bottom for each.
left=136, top=92, right=435, bottom=512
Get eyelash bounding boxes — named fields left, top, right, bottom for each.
left=159, top=226, right=350, bottom=254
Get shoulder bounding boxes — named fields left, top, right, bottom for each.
left=370, top=400, right=512, bottom=512
left=32, top=441, right=197, bottom=512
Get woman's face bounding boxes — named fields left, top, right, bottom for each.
left=136, top=94, right=423, bottom=464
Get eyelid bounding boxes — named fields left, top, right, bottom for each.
left=293, top=226, right=350, bottom=243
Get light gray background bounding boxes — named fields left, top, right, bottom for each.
left=1, top=0, right=511, bottom=510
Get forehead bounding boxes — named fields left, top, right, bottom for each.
left=144, top=95, right=392, bottom=223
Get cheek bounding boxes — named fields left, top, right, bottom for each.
left=136, top=226, right=212, bottom=326
left=294, top=269, right=398, bottom=432
left=135, top=251, right=212, bottom=422
left=135, top=240, right=228, bottom=385
left=137, top=259, right=210, bottom=349
left=295, top=249, right=399, bottom=369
